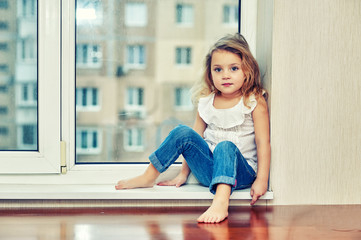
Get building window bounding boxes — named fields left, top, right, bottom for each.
left=176, top=4, right=193, bottom=26
left=0, top=64, right=9, bottom=73
left=0, top=85, right=8, bottom=93
left=126, top=45, right=145, bottom=68
left=126, top=87, right=144, bottom=110
left=20, top=38, right=36, bottom=60
left=21, top=0, right=36, bottom=17
left=21, top=124, right=37, bottom=146
left=0, top=0, right=8, bottom=9
left=76, top=0, right=103, bottom=25
left=124, top=128, right=144, bottom=152
left=0, top=21, right=8, bottom=30
left=76, top=44, right=102, bottom=68
left=0, top=106, right=8, bottom=114
left=76, top=87, right=99, bottom=111
left=0, top=127, right=8, bottom=136
left=125, top=2, right=147, bottom=27
left=176, top=47, right=192, bottom=65
left=0, top=43, right=8, bottom=51
left=19, top=83, right=37, bottom=105
left=76, top=128, right=101, bottom=154
left=175, top=87, right=193, bottom=110
left=223, top=5, right=238, bottom=25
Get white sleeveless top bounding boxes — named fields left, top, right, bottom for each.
left=198, top=92, right=258, bottom=172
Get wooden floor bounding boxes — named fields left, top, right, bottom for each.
left=0, top=205, right=360, bottom=239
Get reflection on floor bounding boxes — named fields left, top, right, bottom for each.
left=0, top=205, right=360, bottom=239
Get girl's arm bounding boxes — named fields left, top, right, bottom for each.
left=157, top=112, right=206, bottom=187
left=250, top=96, right=271, bottom=205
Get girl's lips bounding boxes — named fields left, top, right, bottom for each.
left=222, top=83, right=233, bottom=86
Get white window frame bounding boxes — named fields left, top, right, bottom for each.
left=0, top=0, right=60, bottom=174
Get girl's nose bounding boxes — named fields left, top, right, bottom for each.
left=222, top=70, right=230, bottom=79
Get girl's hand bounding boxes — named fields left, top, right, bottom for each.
left=250, top=178, right=268, bottom=205
left=157, top=173, right=188, bottom=188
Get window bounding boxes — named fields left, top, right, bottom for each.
left=76, top=128, right=101, bottom=154
left=76, top=0, right=103, bottom=25
left=76, top=44, right=102, bottom=68
left=73, top=0, right=241, bottom=164
left=176, top=47, right=191, bottom=65
left=0, top=85, right=8, bottom=93
left=0, top=0, right=8, bottom=9
left=0, top=0, right=60, bottom=173
left=0, top=127, right=8, bottom=136
left=175, top=87, right=193, bottom=110
left=20, top=38, right=37, bottom=61
left=0, top=106, right=8, bottom=114
left=19, top=83, right=37, bottom=105
left=176, top=4, right=193, bottom=26
left=0, top=21, right=8, bottom=30
left=124, top=128, right=144, bottom=152
left=126, top=87, right=144, bottom=110
left=0, top=64, right=9, bottom=72
left=223, top=5, right=238, bottom=26
left=76, top=87, right=99, bottom=110
left=126, top=45, right=145, bottom=68
left=125, top=2, right=147, bottom=27
left=21, top=0, right=36, bottom=17
left=0, top=42, right=8, bottom=51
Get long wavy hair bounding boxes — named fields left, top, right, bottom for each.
left=192, top=33, right=267, bottom=107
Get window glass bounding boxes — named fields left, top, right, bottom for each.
left=75, top=0, right=239, bottom=163
left=125, top=2, right=147, bottom=27
left=0, top=0, right=38, bottom=151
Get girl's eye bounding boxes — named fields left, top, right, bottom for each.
left=214, top=67, right=222, bottom=72
left=231, top=66, right=239, bottom=71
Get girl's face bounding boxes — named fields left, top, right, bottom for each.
left=210, top=50, right=245, bottom=97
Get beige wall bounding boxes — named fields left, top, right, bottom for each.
left=270, top=0, right=361, bottom=205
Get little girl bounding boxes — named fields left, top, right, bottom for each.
left=115, top=33, right=271, bottom=224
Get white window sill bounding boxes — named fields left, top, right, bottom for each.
left=0, top=166, right=273, bottom=201
left=0, top=183, right=273, bottom=200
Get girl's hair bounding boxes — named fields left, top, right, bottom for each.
left=192, top=33, right=267, bottom=106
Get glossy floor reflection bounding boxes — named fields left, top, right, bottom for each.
left=0, top=205, right=360, bottom=240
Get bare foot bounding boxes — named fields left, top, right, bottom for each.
left=197, top=199, right=229, bottom=223
left=115, top=163, right=160, bottom=190
left=115, top=174, right=155, bottom=190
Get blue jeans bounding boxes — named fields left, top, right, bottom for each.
left=149, top=125, right=256, bottom=194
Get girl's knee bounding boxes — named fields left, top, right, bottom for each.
left=171, top=125, right=195, bottom=137
left=214, top=141, right=238, bottom=153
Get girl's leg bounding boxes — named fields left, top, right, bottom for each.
left=115, top=163, right=160, bottom=190
left=116, top=125, right=213, bottom=190
left=210, top=141, right=256, bottom=194
left=197, top=183, right=231, bottom=223
left=198, top=141, right=256, bottom=223
left=150, top=125, right=214, bottom=186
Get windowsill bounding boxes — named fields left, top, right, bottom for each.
left=0, top=183, right=273, bottom=200
left=0, top=166, right=273, bottom=201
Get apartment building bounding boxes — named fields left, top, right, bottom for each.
left=0, top=0, right=37, bottom=150
left=75, top=0, right=238, bottom=163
